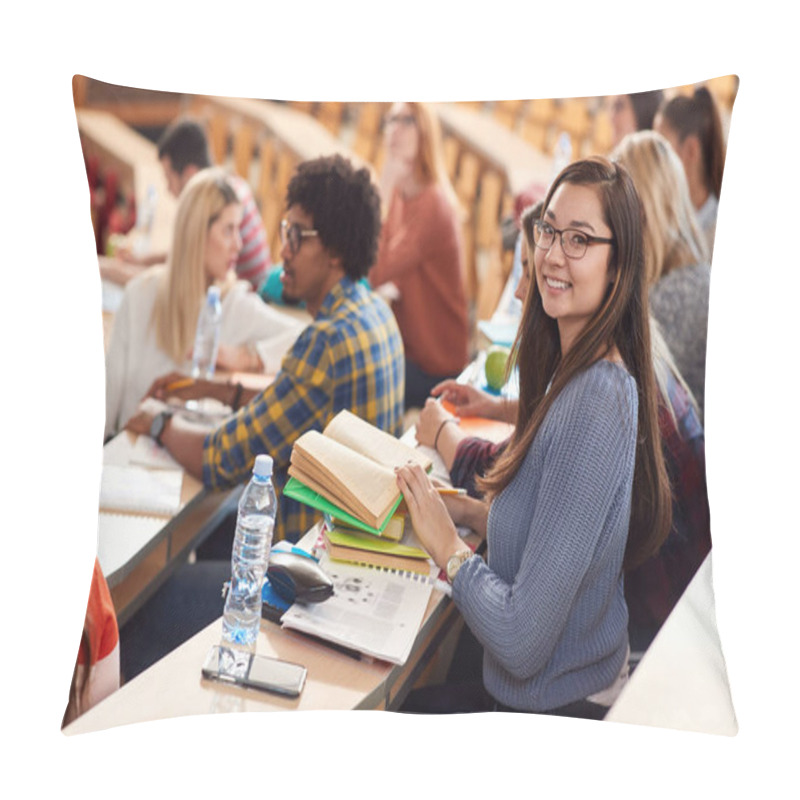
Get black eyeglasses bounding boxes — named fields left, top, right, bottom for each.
left=280, top=219, right=319, bottom=256
left=532, top=219, right=615, bottom=260
left=383, top=113, right=416, bottom=129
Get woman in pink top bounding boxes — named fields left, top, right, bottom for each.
left=369, top=102, right=470, bottom=409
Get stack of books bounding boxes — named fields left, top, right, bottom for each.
left=323, top=516, right=433, bottom=576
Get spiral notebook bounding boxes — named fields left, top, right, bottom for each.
left=96, top=512, right=166, bottom=580
left=99, top=464, right=183, bottom=516
left=280, top=551, right=439, bottom=665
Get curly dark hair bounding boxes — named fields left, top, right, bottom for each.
left=285, top=155, right=381, bottom=280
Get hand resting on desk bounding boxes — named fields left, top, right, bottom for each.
left=415, top=397, right=458, bottom=448
left=215, top=343, right=262, bottom=373
left=98, top=255, right=145, bottom=287
left=431, top=380, right=514, bottom=422
left=145, top=371, right=230, bottom=405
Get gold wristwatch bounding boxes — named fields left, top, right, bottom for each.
left=446, top=549, right=473, bottom=584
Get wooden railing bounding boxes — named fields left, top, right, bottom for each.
left=74, top=108, right=176, bottom=255
left=75, top=77, right=738, bottom=329
left=185, top=95, right=364, bottom=261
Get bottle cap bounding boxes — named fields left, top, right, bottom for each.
left=253, top=454, right=273, bottom=479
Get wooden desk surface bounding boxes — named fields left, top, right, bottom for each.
left=65, top=529, right=463, bottom=734
left=98, top=430, right=240, bottom=627
left=435, top=102, right=553, bottom=197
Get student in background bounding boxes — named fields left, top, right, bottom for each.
left=398, top=158, right=672, bottom=718
left=104, top=167, right=302, bottom=439
left=607, top=89, right=665, bottom=148
left=62, top=559, right=119, bottom=728
left=655, top=87, right=726, bottom=256
left=104, top=118, right=271, bottom=290
left=369, top=102, right=469, bottom=409
left=613, top=129, right=710, bottom=418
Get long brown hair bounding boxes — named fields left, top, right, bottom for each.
left=480, top=157, right=672, bottom=570
left=658, top=86, right=726, bottom=199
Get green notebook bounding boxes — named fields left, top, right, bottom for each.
left=283, top=476, right=403, bottom=536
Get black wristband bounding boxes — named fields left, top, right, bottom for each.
left=433, top=417, right=458, bottom=451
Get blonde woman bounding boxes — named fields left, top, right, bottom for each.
left=369, top=102, right=469, bottom=408
left=613, top=130, right=710, bottom=418
left=104, top=168, right=303, bottom=438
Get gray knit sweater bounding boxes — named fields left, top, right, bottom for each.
left=649, top=262, right=710, bottom=418
left=453, top=360, right=637, bottom=711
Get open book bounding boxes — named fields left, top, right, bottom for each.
left=285, top=410, right=432, bottom=534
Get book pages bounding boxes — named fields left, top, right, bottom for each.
left=323, top=409, right=432, bottom=472
left=291, top=430, right=398, bottom=527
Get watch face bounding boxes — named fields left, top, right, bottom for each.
left=447, top=551, right=470, bottom=582
left=150, top=413, right=165, bottom=442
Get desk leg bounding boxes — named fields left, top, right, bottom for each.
left=385, top=602, right=464, bottom=710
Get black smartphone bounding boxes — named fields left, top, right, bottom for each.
left=201, top=645, right=307, bottom=698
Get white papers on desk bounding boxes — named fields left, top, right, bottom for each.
left=101, top=278, right=125, bottom=314
left=129, top=435, right=182, bottom=470
left=96, top=512, right=166, bottom=580
left=280, top=553, right=434, bottom=665
left=99, top=464, right=183, bottom=516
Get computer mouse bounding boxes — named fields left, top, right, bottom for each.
left=267, top=551, right=334, bottom=605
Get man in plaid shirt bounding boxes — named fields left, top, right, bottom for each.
left=128, top=155, right=405, bottom=542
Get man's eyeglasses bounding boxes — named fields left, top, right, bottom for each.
left=532, top=220, right=615, bottom=260
left=383, top=113, right=416, bottom=129
left=280, top=219, right=319, bottom=256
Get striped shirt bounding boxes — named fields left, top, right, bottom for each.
left=202, top=277, right=405, bottom=543
left=229, top=175, right=271, bottom=290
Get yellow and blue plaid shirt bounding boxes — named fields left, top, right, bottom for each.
left=203, top=277, right=405, bottom=543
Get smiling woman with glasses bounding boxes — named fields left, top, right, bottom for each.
left=396, top=157, right=672, bottom=719
left=532, top=219, right=615, bottom=260
left=369, top=101, right=469, bottom=409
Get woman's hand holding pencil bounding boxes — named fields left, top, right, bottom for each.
left=143, top=371, right=225, bottom=404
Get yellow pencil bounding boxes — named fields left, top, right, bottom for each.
left=436, top=487, right=467, bottom=497
left=165, top=377, right=195, bottom=392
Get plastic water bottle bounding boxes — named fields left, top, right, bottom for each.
left=191, top=286, right=222, bottom=379
left=132, top=183, right=157, bottom=258
left=552, top=131, right=573, bottom=180
left=221, top=455, right=277, bottom=652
